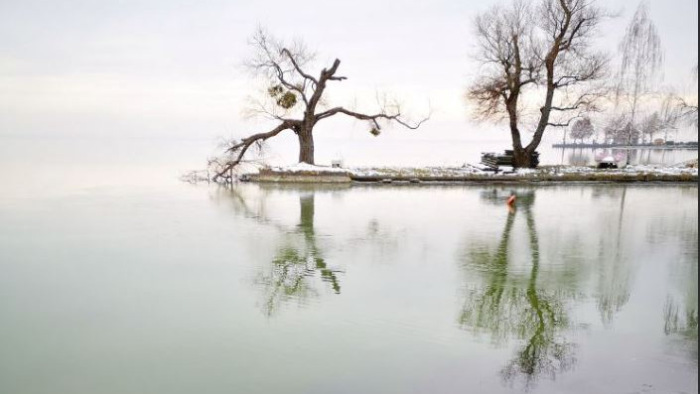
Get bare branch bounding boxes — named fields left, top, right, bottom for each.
left=281, top=48, right=318, bottom=85
left=316, top=107, right=429, bottom=130
left=245, top=28, right=318, bottom=110
left=212, top=121, right=297, bottom=181
left=548, top=118, right=581, bottom=127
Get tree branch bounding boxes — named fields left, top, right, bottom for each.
left=212, top=121, right=297, bottom=181
left=315, top=107, right=429, bottom=130
left=272, top=63, right=310, bottom=106
left=281, top=48, right=318, bottom=85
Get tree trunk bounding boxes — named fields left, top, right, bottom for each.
left=523, top=51, right=558, bottom=164
left=297, top=129, right=315, bottom=164
left=506, top=98, right=529, bottom=168
left=512, top=147, right=532, bottom=168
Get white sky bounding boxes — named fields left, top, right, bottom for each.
left=0, top=0, right=697, bottom=164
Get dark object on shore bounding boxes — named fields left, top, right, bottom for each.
left=597, top=162, right=618, bottom=169
left=481, top=150, right=539, bottom=171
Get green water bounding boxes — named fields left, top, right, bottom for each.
left=0, top=183, right=697, bottom=393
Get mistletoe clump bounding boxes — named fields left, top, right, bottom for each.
left=268, top=84, right=297, bottom=109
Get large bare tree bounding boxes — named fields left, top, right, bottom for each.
left=211, top=29, right=428, bottom=182
left=468, top=0, right=608, bottom=167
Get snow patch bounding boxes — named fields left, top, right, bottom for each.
left=545, top=165, right=698, bottom=177
left=267, top=163, right=352, bottom=174
left=349, top=165, right=486, bottom=177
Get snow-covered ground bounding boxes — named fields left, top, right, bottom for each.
left=187, top=160, right=698, bottom=183
left=543, top=164, right=699, bottom=177
left=346, top=163, right=698, bottom=178
left=347, top=165, right=484, bottom=177
left=348, top=163, right=697, bottom=178
left=264, top=162, right=352, bottom=174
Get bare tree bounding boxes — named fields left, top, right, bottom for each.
left=615, top=1, right=663, bottom=142
left=657, top=92, right=681, bottom=141
left=676, top=63, right=699, bottom=130
left=639, top=112, right=662, bottom=143
left=210, top=29, right=428, bottom=182
left=638, top=108, right=679, bottom=144
left=570, top=117, right=595, bottom=143
left=603, top=115, right=640, bottom=145
left=468, top=0, right=608, bottom=168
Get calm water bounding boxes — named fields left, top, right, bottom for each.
left=0, top=178, right=697, bottom=393
left=553, top=147, right=698, bottom=167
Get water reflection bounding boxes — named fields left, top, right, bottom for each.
left=664, top=295, right=698, bottom=347
left=591, top=187, right=633, bottom=327
left=562, top=147, right=591, bottom=166
left=459, top=185, right=698, bottom=389
left=459, top=190, right=577, bottom=388
left=219, top=186, right=344, bottom=316
left=553, top=147, right=697, bottom=166
left=208, top=183, right=697, bottom=391
left=658, top=209, right=698, bottom=361
left=257, top=193, right=342, bottom=316
left=663, top=290, right=697, bottom=362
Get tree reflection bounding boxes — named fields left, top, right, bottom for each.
left=220, top=186, right=343, bottom=317
left=663, top=297, right=698, bottom=340
left=590, top=186, right=634, bottom=327
left=460, top=190, right=576, bottom=388
left=663, top=279, right=697, bottom=362
left=257, top=193, right=343, bottom=316
left=567, top=148, right=591, bottom=166
left=661, top=213, right=698, bottom=361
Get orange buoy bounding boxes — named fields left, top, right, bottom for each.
left=506, top=194, right=516, bottom=206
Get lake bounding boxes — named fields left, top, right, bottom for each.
left=0, top=177, right=697, bottom=393
left=551, top=147, right=698, bottom=167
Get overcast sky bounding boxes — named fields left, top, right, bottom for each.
left=0, top=0, right=697, bottom=152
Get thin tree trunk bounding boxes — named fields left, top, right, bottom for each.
left=630, top=80, right=640, bottom=146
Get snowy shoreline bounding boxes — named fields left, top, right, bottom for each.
left=182, top=160, right=699, bottom=184
left=268, top=161, right=698, bottom=178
